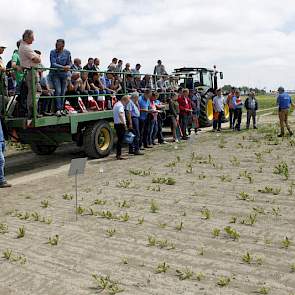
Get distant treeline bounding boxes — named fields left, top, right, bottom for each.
left=222, top=85, right=266, bottom=95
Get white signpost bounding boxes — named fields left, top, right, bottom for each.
left=68, top=158, right=87, bottom=221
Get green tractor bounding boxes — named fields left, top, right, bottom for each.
left=173, top=66, right=229, bottom=127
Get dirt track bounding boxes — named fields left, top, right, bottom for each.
left=1, top=114, right=295, bottom=295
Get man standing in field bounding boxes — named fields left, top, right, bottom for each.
left=113, top=95, right=130, bottom=160
left=245, top=91, right=258, bottom=129
left=213, top=88, right=225, bottom=132
left=227, top=87, right=235, bottom=129
left=232, top=90, right=243, bottom=131
left=277, top=87, right=294, bottom=137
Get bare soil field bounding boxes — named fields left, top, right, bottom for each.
left=1, top=114, right=295, bottom=295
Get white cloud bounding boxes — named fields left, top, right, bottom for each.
left=1, top=0, right=295, bottom=89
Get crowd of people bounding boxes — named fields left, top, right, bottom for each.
left=0, top=30, right=177, bottom=119
left=0, top=29, right=294, bottom=183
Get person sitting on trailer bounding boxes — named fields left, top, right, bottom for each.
left=110, top=74, right=122, bottom=94
left=125, top=74, right=137, bottom=93
left=123, top=63, right=131, bottom=74
left=134, top=76, right=142, bottom=92
left=83, top=58, right=96, bottom=81
left=39, top=74, right=54, bottom=116
left=89, top=72, right=102, bottom=96
left=71, top=58, right=82, bottom=71
left=94, top=58, right=100, bottom=72
left=65, top=72, right=86, bottom=112
left=141, top=75, right=153, bottom=90
left=115, top=59, right=123, bottom=73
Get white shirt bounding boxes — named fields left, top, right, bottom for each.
left=19, top=40, right=40, bottom=68
left=213, top=95, right=225, bottom=112
left=113, top=101, right=126, bottom=124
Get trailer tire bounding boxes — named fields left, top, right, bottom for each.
left=30, top=143, right=57, bottom=155
left=199, top=95, right=214, bottom=127
left=83, top=120, right=113, bottom=158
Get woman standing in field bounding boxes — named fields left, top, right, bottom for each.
left=232, top=90, right=243, bottom=131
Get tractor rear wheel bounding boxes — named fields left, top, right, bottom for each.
left=199, top=95, right=214, bottom=127
left=83, top=120, right=113, bottom=158
left=30, top=143, right=58, bottom=155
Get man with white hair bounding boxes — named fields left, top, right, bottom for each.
left=113, top=95, right=130, bottom=160
left=19, top=29, right=41, bottom=118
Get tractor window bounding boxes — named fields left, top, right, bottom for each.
left=202, top=71, right=213, bottom=88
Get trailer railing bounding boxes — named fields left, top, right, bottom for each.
left=3, top=66, right=184, bottom=127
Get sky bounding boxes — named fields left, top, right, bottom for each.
left=1, top=0, right=295, bottom=90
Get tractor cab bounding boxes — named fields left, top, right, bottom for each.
left=172, top=66, right=227, bottom=127
left=172, top=66, right=223, bottom=95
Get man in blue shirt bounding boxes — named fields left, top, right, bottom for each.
left=126, top=92, right=143, bottom=155
left=138, top=89, right=152, bottom=149
left=277, top=87, right=294, bottom=137
left=50, top=39, right=72, bottom=117
left=0, top=118, right=11, bottom=188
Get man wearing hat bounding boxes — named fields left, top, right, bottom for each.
left=277, top=87, right=294, bottom=137
left=0, top=43, right=11, bottom=188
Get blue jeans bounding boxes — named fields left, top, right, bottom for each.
left=0, top=142, right=6, bottom=184
left=213, top=111, right=224, bottom=130
left=51, top=74, right=68, bottom=111
left=179, top=113, right=190, bottom=137
left=129, top=117, right=140, bottom=152
left=147, top=120, right=158, bottom=145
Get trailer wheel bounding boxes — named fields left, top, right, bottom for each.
left=199, top=96, right=214, bottom=127
left=83, top=120, right=113, bottom=158
left=30, top=143, right=57, bottom=155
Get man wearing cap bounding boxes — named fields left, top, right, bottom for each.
left=19, top=29, right=41, bottom=118
left=277, top=87, right=294, bottom=137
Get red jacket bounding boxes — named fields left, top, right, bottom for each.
left=178, top=95, right=192, bottom=115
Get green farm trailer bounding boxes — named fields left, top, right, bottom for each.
left=1, top=68, right=114, bottom=158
